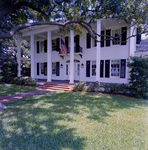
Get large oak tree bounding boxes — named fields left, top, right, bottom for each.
left=0, top=0, right=148, bottom=40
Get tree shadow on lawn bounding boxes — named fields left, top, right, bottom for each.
left=0, top=97, right=85, bottom=149
left=0, top=83, right=37, bottom=97
left=0, top=91, right=147, bottom=149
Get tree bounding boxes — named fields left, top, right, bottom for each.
left=0, top=36, right=31, bottom=76
left=0, top=0, right=148, bottom=41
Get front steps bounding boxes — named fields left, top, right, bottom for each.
left=38, top=82, right=73, bottom=91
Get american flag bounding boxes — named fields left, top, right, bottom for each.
left=61, top=38, right=68, bottom=54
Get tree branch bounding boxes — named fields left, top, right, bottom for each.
left=0, top=1, right=56, bottom=20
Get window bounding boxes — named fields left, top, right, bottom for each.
left=41, top=63, right=44, bottom=74
left=77, top=64, right=80, bottom=75
left=93, top=36, right=97, bottom=47
left=112, top=29, right=120, bottom=45
left=40, top=41, right=44, bottom=52
left=92, top=61, right=96, bottom=76
left=87, top=33, right=91, bottom=48
left=52, top=39, right=57, bottom=51
left=52, top=62, right=56, bottom=74
left=111, top=60, right=120, bottom=77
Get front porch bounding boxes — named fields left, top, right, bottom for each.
left=36, top=79, right=106, bottom=91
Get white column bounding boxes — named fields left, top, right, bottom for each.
left=17, top=36, right=21, bottom=77
left=96, top=20, right=101, bottom=84
left=129, top=22, right=136, bottom=56
left=31, top=34, right=35, bottom=78
left=69, top=30, right=74, bottom=84
left=47, top=31, right=52, bottom=82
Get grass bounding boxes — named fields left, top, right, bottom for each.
left=0, top=91, right=148, bottom=149
left=0, top=83, right=38, bottom=97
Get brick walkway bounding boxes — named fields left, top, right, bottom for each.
left=0, top=89, right=50, bottom=102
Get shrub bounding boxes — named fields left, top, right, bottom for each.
left=119, top=83, right=129, bottom=95
left=86, top=81, right=99, bottom=92
left=127, top=55, right=148, bottom=99
left=103, top=83, right=129, bottom=95
left=11, top=77, right=37, bottom=86
left=72, top=81, right=86, bottom=91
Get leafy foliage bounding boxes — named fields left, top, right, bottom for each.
left=1, top=0, right=148, bottom=39
left=103, top=83, right=129, bottom=95
left=86, top=82, right=99, bottom=92
left=127, top=55, right=148, bottom=99
left=72, top=81, right=86, bottom=92
left=11, top=77, right=37, bottom=86
left=0, top=36, right=31, bottom=76
left=1, top=55, right=17, bottom=83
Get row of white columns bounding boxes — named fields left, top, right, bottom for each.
left=17, top=20, right=102, bottom=84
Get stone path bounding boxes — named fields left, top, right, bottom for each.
left=0, top=89, right=50, bottom=103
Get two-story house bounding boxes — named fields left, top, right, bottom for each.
left=18, top=19, right=143, bottom=84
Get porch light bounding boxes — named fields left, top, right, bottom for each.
left=81, top=63, right=84, bottom=68
left=60, top=64, right=63, bottom=68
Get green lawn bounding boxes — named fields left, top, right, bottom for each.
left=0, top=91, right=148, bottom=149
left=0, top=83, right=38, bottom=97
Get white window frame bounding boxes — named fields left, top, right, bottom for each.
left=112, top=29, right=121, bottom=45
left=40, top=41, right=45, bottom=53
left=91, top=60, right=96, bottom=76
left=41, top=63, right=44, bottom=74
left=52, top=39, right=57, bottom=51
left=52, top=62, right=56, bottom=75
left=111, top=60, right=120, bottom=77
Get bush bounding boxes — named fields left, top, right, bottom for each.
left=103, top=83, right=129, bottom=95
left=127, top=55, right=148, bottom=99
left=11, top=77, right=37, bottom=86
left=72, top=81, right=86, bottom=92
left=86, top=81, right=99, bottom=92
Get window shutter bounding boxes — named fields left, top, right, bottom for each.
left=105, top=60, right=110, bottom=78
left=106, top=30, right=111, bottom=47
left=86, top=60, right=90, bottom=77
left=37, top=63, right=39, bottom=75
left=44, top=62, right=47, bottom=76
left=120, top=59, right=126, bottom=78
left=44, top=40, right=47, bottom=53
left=37, top=41, right=39, bottom=53
left=56, top=62, right=60, bottom=76
left=87, top=33, right=91, bottom=48
left=121, top=27, right=127, bottom=45
left=100, top=60, right=104, bottom=77
left=56, top=38, right=60, bottom=51
left=65, top=36, right=69, bottom=50
left=101, top=31, right=104, bottom=47
left=136, top=28, right=141, bottom=44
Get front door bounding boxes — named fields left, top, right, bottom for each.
left=74, top=63, right=80, bottom=81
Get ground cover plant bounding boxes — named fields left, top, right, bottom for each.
left=0, top=83, right=38, bottom=97
left=0, top=91, right=147, bottom=149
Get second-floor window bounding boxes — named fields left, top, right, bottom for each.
left=37, top=40, right=47, bottom=53
left=112, top=29, right=120, bottom=45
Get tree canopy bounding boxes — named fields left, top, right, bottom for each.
left=0, top=0, right=148, bottom=39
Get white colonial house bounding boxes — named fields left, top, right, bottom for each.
left=17, top=19, right=146, bottom=84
